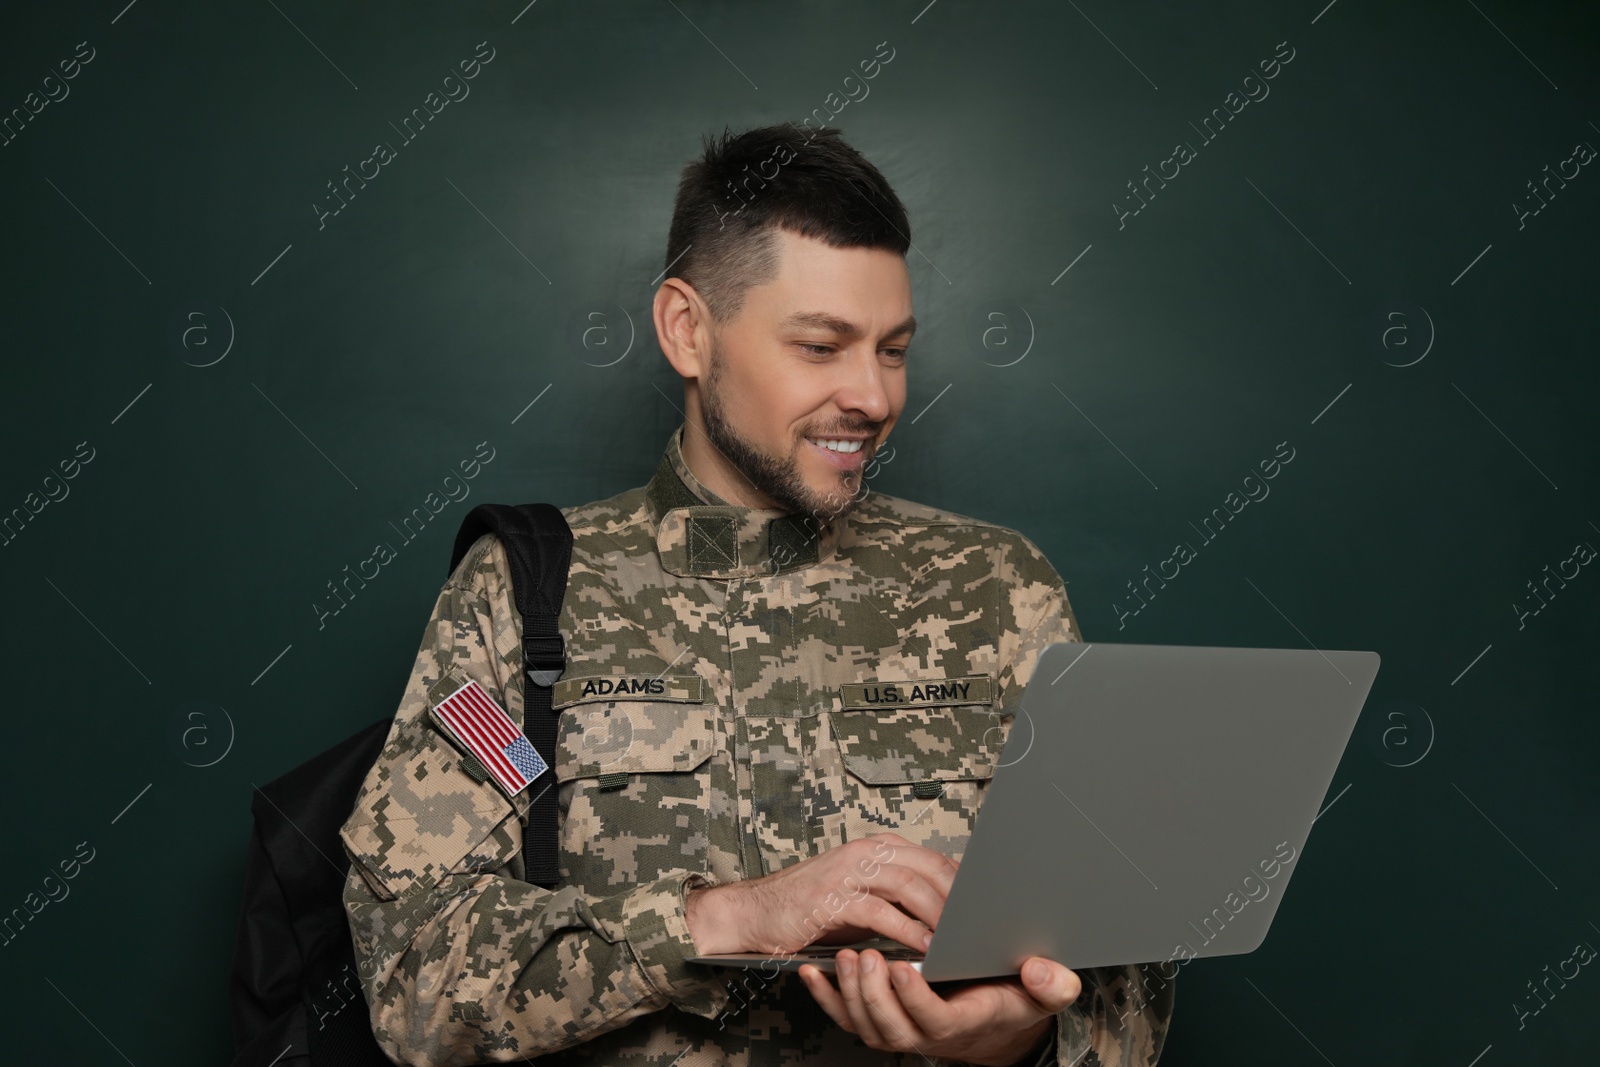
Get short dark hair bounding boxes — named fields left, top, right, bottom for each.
left=664, top=123, right=911, bottom=325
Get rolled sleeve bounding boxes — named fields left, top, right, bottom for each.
left=590, top=870, right=730, bottom=1019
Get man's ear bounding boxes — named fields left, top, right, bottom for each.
left=654, top=278, right=711, bottom=382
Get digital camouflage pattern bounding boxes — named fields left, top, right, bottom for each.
left=339, top=424, right=1175, bottom=1066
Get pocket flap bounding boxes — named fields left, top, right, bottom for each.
left=555, top=701, right=718, bottom=778
left=339, top=690, right=518, bottom=899
left=832, top=704, right=1008, bottom=784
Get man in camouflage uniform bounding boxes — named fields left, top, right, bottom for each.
left=340, top=124, right=1174, bottom=1066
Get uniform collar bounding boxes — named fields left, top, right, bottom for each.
left=645, top=424, right=842, bottom=579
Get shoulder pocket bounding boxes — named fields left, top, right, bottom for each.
left=340, top=669, right=519, bottom=899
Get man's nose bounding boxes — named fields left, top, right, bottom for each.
left=834, top=347, right=891, bottom=423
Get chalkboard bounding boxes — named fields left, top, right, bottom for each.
left=1, top=1, right=1595, bottom=1063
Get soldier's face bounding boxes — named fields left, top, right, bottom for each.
left=700, top=229, right=911, bottom=520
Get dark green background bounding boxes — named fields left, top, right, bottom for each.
left=2, top=0, right=1596, bottom=1063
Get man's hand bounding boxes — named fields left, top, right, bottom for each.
left=799, top=950, right=1080, bottom=1066
left=685, top=832, right=957, bottom=956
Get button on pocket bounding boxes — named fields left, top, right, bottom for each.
left=830, top=704, right=1009, bottom=858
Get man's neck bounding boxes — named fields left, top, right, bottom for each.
left=678, top=421, right=780, bottom=511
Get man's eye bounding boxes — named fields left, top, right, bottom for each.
left=797, top=343, right=908, bottom=359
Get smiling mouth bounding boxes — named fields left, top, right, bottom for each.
left=804, top=433, right=873, bottom=471
left=807, top=436, right=866, bottom=454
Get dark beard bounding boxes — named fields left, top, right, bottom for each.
left=698, top=342, right=872, bottom=521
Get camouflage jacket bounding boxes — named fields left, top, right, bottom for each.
left=339, top=424, right=1174, bottom=1066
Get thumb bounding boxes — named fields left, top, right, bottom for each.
left=1021, top=957, right=1082, bottom=1011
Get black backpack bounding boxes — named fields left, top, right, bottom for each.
left=228, top=503, right=573, bottom=1067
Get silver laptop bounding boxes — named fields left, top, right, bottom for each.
left=690, top=641, right=1381, bottom=982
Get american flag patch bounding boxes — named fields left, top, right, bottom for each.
left=429, top=678, right=548, bottom=797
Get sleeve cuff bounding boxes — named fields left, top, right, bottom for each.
left=614, top=871, right=733, bottom=1020
left=1055, top=983, right=1098, bottom=1066
left=1053, top=962, right=1175, bottom=1066
left=1035, top=1035, right=1062, bottom=1067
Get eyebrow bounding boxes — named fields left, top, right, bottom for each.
left=779, top=310, right=917, bottom=342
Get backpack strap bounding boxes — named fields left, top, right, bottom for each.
left=450, top=503, right=573, bottom=888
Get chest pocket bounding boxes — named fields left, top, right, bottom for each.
left=829, top=673, right=1007, bottom=861
left=551, top=676, right=718, bottom=888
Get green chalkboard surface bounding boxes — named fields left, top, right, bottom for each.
left=1, top=1, right=1596, bottom=1063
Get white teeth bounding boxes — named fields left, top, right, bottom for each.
left=812, top=438, right=863, bottom=453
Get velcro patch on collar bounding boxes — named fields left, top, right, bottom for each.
left=552, top=673, right=704, bottom=708
left=838, top=674, right=994, bottom=710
